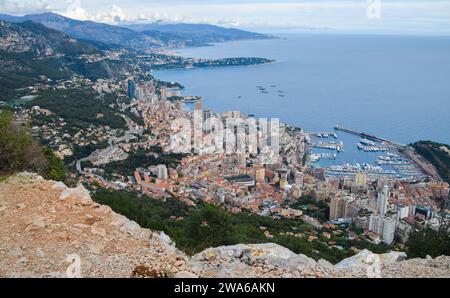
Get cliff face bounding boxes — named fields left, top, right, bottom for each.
left=0, top=20, right=100, bottom=57
left=1, top=173, right=449, bottom=278
left=186, top=244, right=450, bottom=278
left=0, top=173, right=189, bottom=278
left=187, top=244, right=450, bottom=278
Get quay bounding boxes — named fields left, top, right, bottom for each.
left=311, top=141, right=344, bottom=151
left=308, top=132, right=338, bottom=139
left=334, top=125, right=404, bottom=147
left=333, top=125, right=441, bottom=181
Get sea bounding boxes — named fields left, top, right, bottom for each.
left=153, top=33, right=450, bottom=169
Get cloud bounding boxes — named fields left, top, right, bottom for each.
left=0, top=0, right=50, bottom=14
left=61, top=1, right=128, bottom=23
left=2, top=1, right=450, bottom=34
left=94, top=4, right=126, bottom=23
left=63, top=0, right=90, bottom=20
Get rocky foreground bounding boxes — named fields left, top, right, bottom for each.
left=0, top=173, right=449, bottom=278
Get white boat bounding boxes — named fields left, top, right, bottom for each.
left=360, top=138, right=377, bottom=146
left=310, top=153, right=321, bottom=162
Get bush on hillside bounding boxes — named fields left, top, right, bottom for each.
left=406, top=220, right=450, bottom=258
left=0, top=110, right=66, bottom=181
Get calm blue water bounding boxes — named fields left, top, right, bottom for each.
left=154, top=34, right=450, bottom=146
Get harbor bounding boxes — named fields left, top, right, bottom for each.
left=334, top=125, right=405, bottom=147
left=356, top=138, right=390, bottom=152
left=311, top=141, right=344, bottom=152
left=309, top=126, right=428, bottom=182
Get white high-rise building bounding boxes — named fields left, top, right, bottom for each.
left=355, top=215, right=369, bottom=230
left=343, top=195, right=355, bottom=218
left=175, top=100, right=184, bottom=111
left=396, top=205, right=409, bottom=219
left=150, top=95, right=158, bottom=105
left=354, top=172, right=368, bottom=187
left=381, top=217, right=396, bottom=244
left=195, top=99, right=202, bottom=111
left=369, top=214, right=383, bottom=234
left=294, top=171, right=304, bottom=188
left=157, top=164, right=168, bottom=180
left=378, top=185, right=389, bottom=216
left=329, top=194, right=343, bottom=221
left=160, top=86, right=167, bottom=101
left=227, top=110, right=241, bottom=119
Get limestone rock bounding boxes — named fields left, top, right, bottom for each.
left=379, top=251, right=407, bottom=265
left=1, top=173, right=449, bottom=278
left=109, top=213, right=129, bottom=227
left=16, top=203, right=26, bottom=210
left=90, top=226, right=106, bottom=237
left=59, top=185, right=92, bottom=203
left=336, top=249, right=407, bottom=270
left=174, top=271, right=198, bottom=278
left=119, top=220, right=141, bottom=236
left=189, top=243, right=318, bottom=277
left=51, top=182, right=67, bottom=191
left=0, top=173, right=190, bottom=278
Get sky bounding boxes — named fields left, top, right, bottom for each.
left=1, top=0, right=450, bottom=34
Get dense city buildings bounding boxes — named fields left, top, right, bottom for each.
left=52, top=75, right=447, bottom=249
left=127, top=79, right=136, bottom=99
left=1, top=5, right=449, bottom=283
left=4, top=24, right=448, bottom=260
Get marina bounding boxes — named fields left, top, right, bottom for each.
left=154, top=34, right=450, bottom=147
left=321, top=153, right=337, bottom=160
left=334, top=125, right=404, bottom=146
left=311, top=132, right=338, bottom=139
left=356, top=138, right=390, bottom=152
left=154, top=38, right=448, bottom=184
left=309, top=152, right=337, bottom=163
left=357, top=143, right=389, bottom=152
left=310, top=126, right=428, bottom=182
left=311, top=141, right=344, bottom=152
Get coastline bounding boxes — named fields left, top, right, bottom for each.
left=151, top=37, right=448, bottom=182
left=152, top=34, right=450, bottom=145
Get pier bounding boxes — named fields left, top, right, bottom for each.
left=310, top=141, right=344, bottom=151
left=334, top=125, right=404, bottom=147
left=308, top=132, right=338, bottom=139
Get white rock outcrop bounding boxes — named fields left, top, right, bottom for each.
left=0, top=174, right=189, bottom=278
left=336, top=249, right=407, bottom=269
left=1, top=174, right=449, bottom=278
left=59, top=185, right=92, bottom=203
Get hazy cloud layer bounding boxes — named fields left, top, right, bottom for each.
left=0, top=0, right=50, bottom=14
left=1, top=0, right=450, bottom=34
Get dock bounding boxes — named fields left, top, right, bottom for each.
left=334, top=125, right=404, bottom=147
left=308, top=132, right=338, bottom=139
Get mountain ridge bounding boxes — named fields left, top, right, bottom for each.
left=0, top=19, right=132, bottom=101
left=0, top=12, right=273, bottom=51
left=0, top=19, right=100, bottom=57
left=125, top=21, right=274, bottom=46
left=0, top=12, right=162, bottom=51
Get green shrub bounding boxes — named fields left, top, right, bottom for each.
left=91, top=187, right=388, bottom=263
left=0, top=110, right=35, bottom=173
left=406, top=221, right=450, bottom=258
left=0, top=110, right=66, bottom=181
left=42, top=148, right=66, bottom=182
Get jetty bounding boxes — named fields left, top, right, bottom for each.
left=334, top=125, right=404, bottom=147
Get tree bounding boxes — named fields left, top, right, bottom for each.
left=0, top=110, right=36, bottom=174
left=406, top=216, right=450, bottom=258
left=43, top=148, right=66, bottom=182
left=187, top=204, right=233, bottom=253
left=0, top=110, right=66, bottom=181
